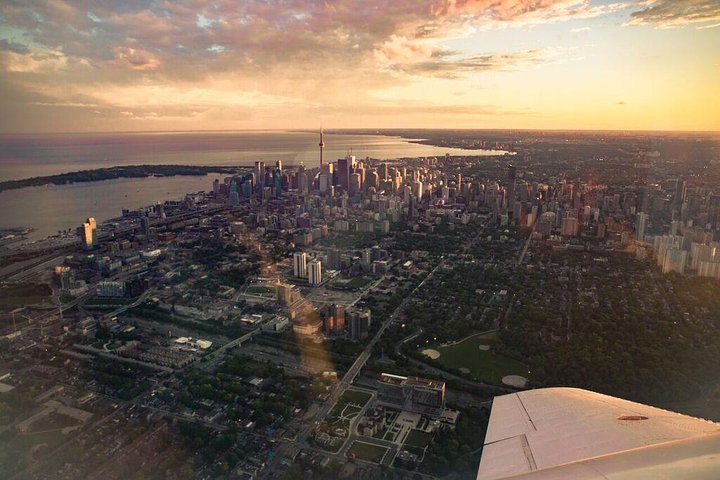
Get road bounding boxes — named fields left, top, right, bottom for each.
left=262, top=259, right=445, bottom=478
left=1, top=254, right=67, bottom=282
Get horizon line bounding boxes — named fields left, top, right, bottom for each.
left=1, top=127, right=719, bottom=136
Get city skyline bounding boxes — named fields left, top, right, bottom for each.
left=1, top=0, right=719, bottom=134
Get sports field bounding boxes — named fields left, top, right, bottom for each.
left=347, top=441, right=389, bottom=463
left=434, top=332, right=528, bottom=385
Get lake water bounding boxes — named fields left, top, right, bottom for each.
left=0, top=131, right=504, bottom=240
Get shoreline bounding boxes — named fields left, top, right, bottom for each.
left=0, top=164, right=242, bottom=193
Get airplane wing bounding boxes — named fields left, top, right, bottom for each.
left=477, top=387, right=720, bottom=480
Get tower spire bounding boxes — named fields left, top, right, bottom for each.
left=319, top=127, right=324, bottom=166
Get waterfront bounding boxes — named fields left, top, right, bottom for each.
left=0, top=130, right=499, bottom=182
left=0, top=131, right=504, bottom=241
left=0, top=174, right=225, bottom=240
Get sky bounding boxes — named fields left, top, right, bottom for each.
left=0, top=0, right=718, bottom=133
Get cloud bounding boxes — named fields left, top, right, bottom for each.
left=0, top=38, right=30, bottom=54
left=571, top=26, right=591, bottom=33
left=388, top=47, right=575, bottom=78
left=626, top=0, right=720, bottom=29
left=113, top=46, right=160, bottom=70
left=432, top=0, right=630, bottom=26
left=0, top=0, right=651, bottom=131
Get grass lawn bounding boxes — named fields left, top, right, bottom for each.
left=404, top=429, right=433, bottom=449
left=245, top=286, right=275, bottom=296
left=434, top=332, right=527, bottom=385
left=328, top=390, right=372, bottom=422
left=347, top=441, right=389, bottom=463
left=338, top=390, right=371, bottom=407
left=346, top=276, right=373, bottom=290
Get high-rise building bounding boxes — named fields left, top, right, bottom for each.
left=254, top=161, right=265, bottom=192
left=349, top=173, right=361, bottom=195
left=330, top=304, right=345, bottom=333
left=507, top=164, right=517, bottom=214
left=336, top=154, right=355, bottom=192
left=635, top=212, right=649, bottom=242
left=308, top=259, right=322, bottom=285
left=674, top=179, right=686, bottom=207
left=561, top=216, right=579, bottom=237
left=709, top=195, right=720, bottom=228
left=82, top=217, right=97, bottom=250
left=293, top=252, right=307, bottom=278
left=350, top=310, right=370, bottom=341
left=140, top=216, right=151, bottom=236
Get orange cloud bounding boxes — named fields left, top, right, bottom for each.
left=113, top=46, right=160, bottom=70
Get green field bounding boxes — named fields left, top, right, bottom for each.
left=433, top=332, right=528, bottom=385
left=245, top=286, right=275, bottom=296
left=346, top=276, right=373, bottom=290
left=347, top=441, right=389, bottom=463
left=403, top=429, right=433, bottom=449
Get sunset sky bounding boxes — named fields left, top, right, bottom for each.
left=0, top=0, right=718, bottom=133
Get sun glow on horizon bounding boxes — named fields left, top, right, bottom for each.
left=0, top=1, right=718, bottom=133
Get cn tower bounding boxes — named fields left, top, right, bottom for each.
left=319, top=127, right=324, bottom=166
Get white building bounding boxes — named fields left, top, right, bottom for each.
left=293, top=252, right=307, bottom=278
left=308, top=259, right=322, bottom=286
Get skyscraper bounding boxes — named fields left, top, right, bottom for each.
left=709, top=194, right=720, bottom=228
left=82, top=217, right=97, bottom=250
left=635, top=212, right=649, bottom=242
left=330, top=304, right=345, bottom=333
left=350, top=310, right=370, bottom=341
left=507, top=164, right=516, bottom=214
left=293, top=252, right=307, bottom=278
left=308, top=259, right=322, bottom=285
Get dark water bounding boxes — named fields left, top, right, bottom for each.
left=0, top=131, right=503, bottom=240
left=0, top=130, right=498, bottom=182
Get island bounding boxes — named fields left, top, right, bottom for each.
left=0, top=164, right=243, bottom=193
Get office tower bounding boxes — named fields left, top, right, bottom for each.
left=293, top=252, right=307, bottom=278
left=709, top=195, right=720, bottom=228
left=561, top=216, right=579, bottom=236
left=350, top=311, right=370, bottom=341
left=319, top=173, right=329, bottom=193
left=674, top=179, right=686, bottom=207
left=366, top=170, right=379, bottom=191
left=635, top=212, right=649, bottom=242
left=141, top=216, right=151, bottom=236
left=336, top=154, right=355, bottom=192
left=330, top=304, right=345, bottom=333
left=350, top=173, right=361, bottom=195
left=213, top=178, right=220, bottom=195
left=275, top=159, right=283, bottom=172
left=412, top=180, right=423, bottom=199
left=308, top=259, right=322, bottom=285
left=82, top=217, right=97, bottom=250
left=507, top=164, right=517, bottom=213
left=328, top=248, right=342, bottom=269
left=254, top=161, right=265, bottom=192
left=297, top=165, right=309, bottom=195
